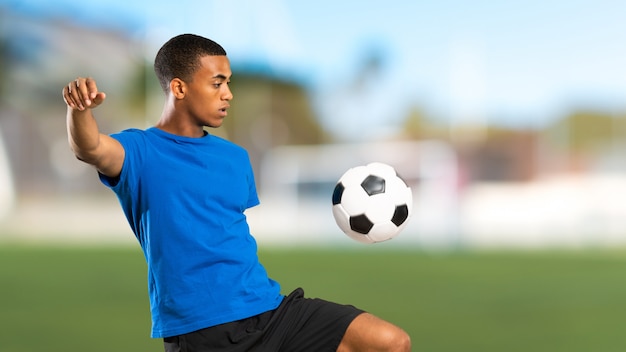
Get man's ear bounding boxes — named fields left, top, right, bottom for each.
left=170, top=78, right=186, bottom=99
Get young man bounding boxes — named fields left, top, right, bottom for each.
left=63, top=34, right=411, bottom=352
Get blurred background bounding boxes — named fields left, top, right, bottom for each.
left=1, top=0, right=626, bottom=248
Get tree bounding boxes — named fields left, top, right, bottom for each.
left=545, top=110, right=621, bottom=154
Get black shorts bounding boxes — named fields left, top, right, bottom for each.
left=163, top=287, right=364, bottom=352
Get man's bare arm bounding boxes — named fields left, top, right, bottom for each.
left=63, top=77, right=125, bottom=178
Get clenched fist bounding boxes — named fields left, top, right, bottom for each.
left=62, top=77, right=106, bottom=111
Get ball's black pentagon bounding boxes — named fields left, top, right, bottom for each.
left=391, top=204, right=409, bottom=226
left=350, top=214, right=374, bottom=234
left=332, top=182, right=345, bottom=205
left=361, top=175, right=385, bottom=196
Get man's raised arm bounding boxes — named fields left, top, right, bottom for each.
left=62, top=77, right=125, bottom=178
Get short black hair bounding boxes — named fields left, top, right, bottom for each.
left=154, top=34, right=227, bottom=92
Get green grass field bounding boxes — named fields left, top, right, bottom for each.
left=1, top=245, right=626, bottom=351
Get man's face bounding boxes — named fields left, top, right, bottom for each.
left=183, top=55, right=233, bottom=129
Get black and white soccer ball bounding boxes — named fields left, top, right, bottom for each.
left=332, top=162, right=412, bottom=244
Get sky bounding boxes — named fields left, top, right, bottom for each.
left=4, top=0, right=626, bottom=138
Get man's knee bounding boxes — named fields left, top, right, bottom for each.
left=380, top=324, right=411, bottom=352
left=393, top=328, right=411, bottom=351
left=340, top=313, right=411, bottom=351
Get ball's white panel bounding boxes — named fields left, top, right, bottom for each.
left=338, top=166, right=369, bottom=187
left=332, top=204, right=351, bottom=234
left=340, top=185, right=370, bottom=215
left=345, top=230, right=375, bottom=244
left=366, top=162, right=396, bottom=179
left=403, top=188, right=413, bottom=217
left=363, top=194, right=395, bottom=223
left=386, top=177, right=413, bottom=216
left=368, top=221, right=401, bottom=242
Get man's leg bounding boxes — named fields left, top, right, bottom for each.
left=337, top=313, right=411, bottom=352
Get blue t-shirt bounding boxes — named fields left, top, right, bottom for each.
left=99, top=127, right=283, bottom=338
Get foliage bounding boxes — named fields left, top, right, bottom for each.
left=544, top=110, right=626, bottom=153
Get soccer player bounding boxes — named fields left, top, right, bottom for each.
left=62, top=33, right=411, bottom=352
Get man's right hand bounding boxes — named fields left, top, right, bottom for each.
left=62, top=77, right=106, bottom=111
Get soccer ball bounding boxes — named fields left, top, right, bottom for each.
left=332, top=162, right=412, bottom=243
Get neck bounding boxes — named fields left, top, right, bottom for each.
left=156, top=103, right=205, bottom=138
